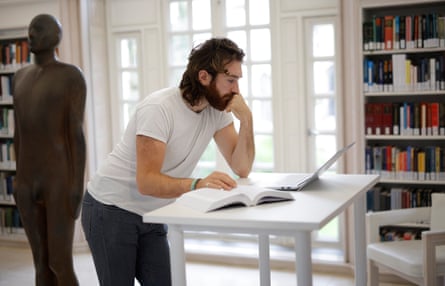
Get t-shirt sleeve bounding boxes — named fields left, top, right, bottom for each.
left=135, top=104, right=171, bottom=143
left=217, top=111, right=234, bottom=131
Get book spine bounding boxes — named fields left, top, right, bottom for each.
left=363, top=22, right=373, bottom=51
left=382, top=103, right=393, bottom=135
left=374, top=103, right=383, bottom=135
left=394, top=15, right=400, bottom=50
left=384, top=15, right=394, bottom=50
left=440, top=102, right=445, bottom=135
left=431, top=102, right=440, bottom=135
left=439, top=16, right=445, bottom=48
left=418, top=151, right=425, bottom=180
left=365, top=103, right=374, bottom=135
left=400, top=15, right=406, bottom=49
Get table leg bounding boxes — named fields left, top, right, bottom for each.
left=258, top=234, right=271, bottom=286
left=294, top=231, right=312, bottom=286
left=353, top=195, right=367, bottom=286
left=169, top=225, right=186, bottom=286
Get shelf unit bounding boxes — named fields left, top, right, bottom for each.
left=361, top=1, right=445, bottom=215
left=0, top=29, right=30, bottom=244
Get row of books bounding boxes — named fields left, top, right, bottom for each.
left=0, top=207, right=23, bottom=234
left=0, top=40, right=31, bottom=70
left=363, top=54, right=445, bottom=93
left=0, top=108, right=14, bottom=136
left=0, top=174, right=14, bottom=202
left=379, top=223, right=429, bottom=241
left=366, top=186, right=441, bottom=212
left=0, top=142, right=15, bottom=168
left=365, top=145, right=445, bottom=181
left=365, top=102, right=445, bottom=136
left=363, top=13, right=445, bottom=51
left=0, top=75, right=13, bottom=98
left=0, top=173, right=18, bottom=234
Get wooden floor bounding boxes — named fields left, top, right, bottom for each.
left=0, top=245, right=411, bottom=286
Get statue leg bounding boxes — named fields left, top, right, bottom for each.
left=46, top=186, right=79, bottom=286
left=14, top=188, right=57, bottom=286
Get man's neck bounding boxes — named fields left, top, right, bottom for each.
left=182, top=96, right=209, bottom=113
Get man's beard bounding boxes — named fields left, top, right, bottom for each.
left=204, top=81, right=234, bottom=111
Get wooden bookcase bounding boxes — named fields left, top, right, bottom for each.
left=0, top=28, right=31, bottom=245
left=360, top=0, right=445, bottom=220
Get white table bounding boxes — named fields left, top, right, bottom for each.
left=143, top=173, right=379, bottom=286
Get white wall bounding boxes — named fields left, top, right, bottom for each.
left=0, top=0, right=59, bottom=30
left=108, top=0, right=159, bottom=27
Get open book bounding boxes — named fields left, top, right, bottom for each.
left=176, top=185, right=294, bottom=212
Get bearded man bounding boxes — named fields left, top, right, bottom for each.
left=81, top=37, right=255, bottom=286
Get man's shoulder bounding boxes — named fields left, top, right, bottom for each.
left=149, top=87, right=179, bottom=98
left=141, top=87, right=179, bottom=105
left=135, top=87, right=183, bottom=120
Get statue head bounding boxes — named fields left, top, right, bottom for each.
left=28, top=14, right=62, bottom=54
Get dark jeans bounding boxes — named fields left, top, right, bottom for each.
left=81, top=191, right=172, bottom=286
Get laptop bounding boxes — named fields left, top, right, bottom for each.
left=255, top=142, right=355, bottom=191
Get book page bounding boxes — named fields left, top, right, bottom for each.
left=230, top=185, right=293, bottom=205
left=176, top=188, right=250, bottom=212
left=176, top=186, right=294, bottom=212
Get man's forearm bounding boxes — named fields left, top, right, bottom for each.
left=231, top=115, right=255, bottom=177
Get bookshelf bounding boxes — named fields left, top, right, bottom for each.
left=361, top=0, right=445, bottom=220
left=0, top=29, right=31, bottom=244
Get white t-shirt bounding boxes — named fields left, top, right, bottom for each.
left=87, top=87, right=233, bottom=215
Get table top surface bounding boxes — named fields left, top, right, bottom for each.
left=143, top=173, right=379, bottom=233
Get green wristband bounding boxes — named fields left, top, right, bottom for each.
left=190, top=178, right=201, bottom=191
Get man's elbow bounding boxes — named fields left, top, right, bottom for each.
left=233, top=165, right=253, bottom=178
left=136, top=183, right=150, bottom=196
left=136, top=175, right=154, bottom=196
left=232, top=153, right=255, bottom=178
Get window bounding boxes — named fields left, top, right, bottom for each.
left=166, top=0, right=273, bottom=177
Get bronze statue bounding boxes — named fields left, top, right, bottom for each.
left=12, top=14, right=86, bottom=286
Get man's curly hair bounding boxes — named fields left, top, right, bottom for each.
left=179, top=38, right=245, bottom=106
